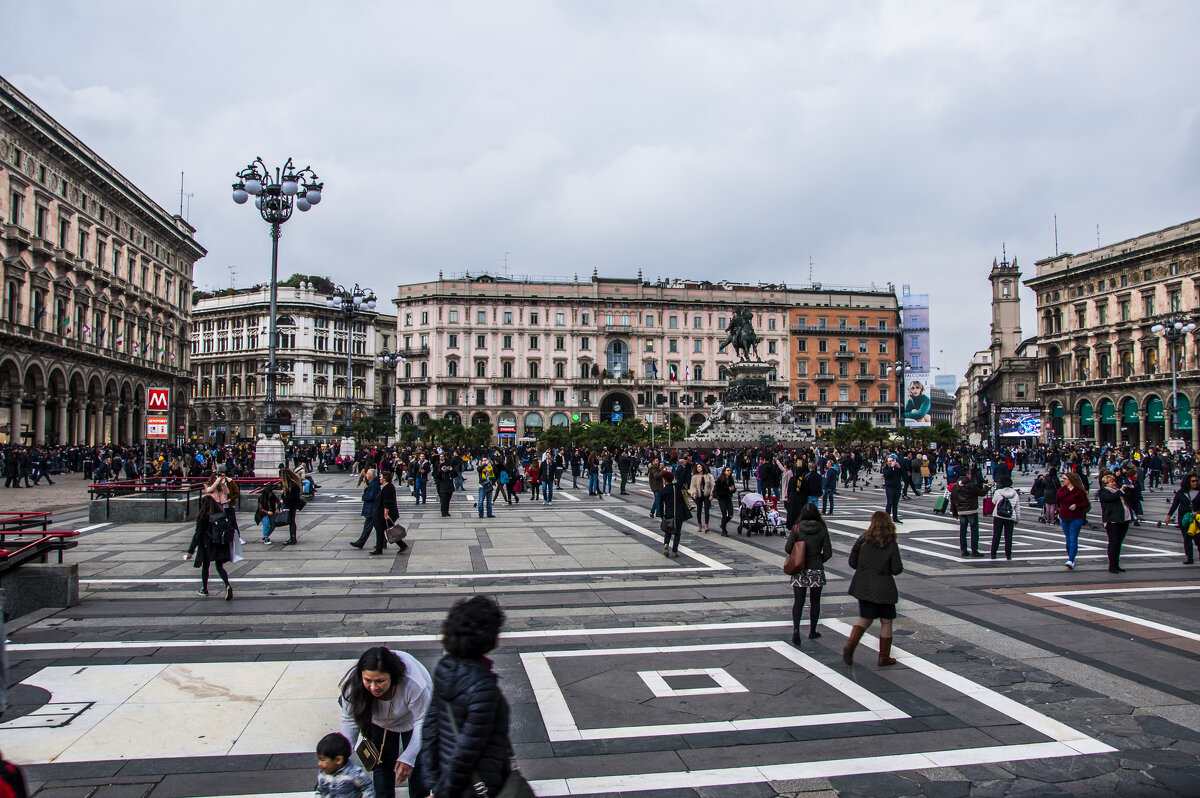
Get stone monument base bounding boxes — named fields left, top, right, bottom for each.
left=254, top=435, right=286, bottom=477
left=340, top=437, right=357, bottom=461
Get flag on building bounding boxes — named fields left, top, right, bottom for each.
left=64, top=318, right=72, bottom=335
left=685, top=366, right=691, bottom=382
left=98, top=329, right=106, bottom=342
left=651, top=361, right=658, bottom=379
left=669, top=364, right=677, bottom=381
left=34, top=307, right=45, bottom=325
left=115, top=332, right=124, bottom=347
left=83, top=323, right=91, bottom=339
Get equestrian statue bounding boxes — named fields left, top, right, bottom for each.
left=718, top=306, right=761, bottom=361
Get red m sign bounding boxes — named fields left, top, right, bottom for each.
left=148, top=387, right=170, bottom=412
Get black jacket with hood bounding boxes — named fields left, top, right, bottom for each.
left=420, top=654, right=512, bottom=798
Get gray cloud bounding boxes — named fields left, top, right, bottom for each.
left=3, top=0, right=1198, bottom=380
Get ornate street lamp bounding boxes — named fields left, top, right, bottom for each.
left=1151, top=318, right=1196, bottom=444
left=378, top=349, right=406, bottom=441
left=326, top=284, right=376, bottom=452
left=232, top=157, right=323, bottom=473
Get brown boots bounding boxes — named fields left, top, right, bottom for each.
left=842, top=624, right=866, bottom=665
left=878, top=636, right=897, bottom=667
left=841, top=625, right=898, bottom=667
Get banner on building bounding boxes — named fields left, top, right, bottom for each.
left=997, top=407, right=1043, bottom=438
left=902, top=372, right=933, bottom=427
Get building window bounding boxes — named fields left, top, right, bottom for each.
left=502, top=389, right=513, bottom=405
left=555, top=362, right=565, bottom=378
left=839, top=388, right=849, bottom=401
left=476, top=360, right=486, bottom=378
left=768, top=341, right=776, bottom=354
left=859, top=388, right=869, bottom=403
left=880, top=386, right=889, bottom=403
left=529, top=361, right=539, bottom=379
left=529, top=335, right=539, bottom=349
left=477, top=310, right=486, bottom=324
left=694, top=364, right=703, bottom=380
left=554, top=389, right=565, bottom=405
left=502, top=335, right=513, bottom=349
left=404, top=313, right=412, bottom=326
left=449, top=309, right=459, bottom=323
left=581, top=336, right=590, bottom=350
left=1144, top=295, right=1155, bottom=317
left=555, top=336, right=565, bottom=350
left=556, top=313, right=565, bottom=325
left=605, top=314, right=614, bottom=325
left=447, top=388, right=459, bottom=405
left=818, top=339, right=827, bottom=353
left=448, top=333, right=459, bottom=348
left=8, top=192, right=23, bottom=226
left=502, top=362, right=513, bottom=378
left=581, top=312, right=590, bottom=325
left=796, top=359, right=807, bottom=376
left=693, top=316, right=702, bottom=329
left=476, top=334, right=486, bottom=348
left=797, top=387, right=807, bottom=401
left=530, top=312, right=539, bottom=325
left=1144, top=347, right=1158, bottom=375
left=669, top=339, right=678, bottom=353
left=694, top=340, right=702, bottom=353
left=448, top=361, right=459, bottom=377
left=859, top=340, right=868, bottom=353
left=646, top=314, right=655, bottom=326
left=528, top=389, right=540, bottom=405
left=1076, top=309, right=1086, bottom=328
left=421, top=311, right=429, bottom=324
left=818, top=388, right=827, bottom=403
left=476, top=388, right=486, bottom=405
left=669, top=315, right=678, bottom=328
left=797, top=339, right=807, bottom=352
left=879, top=341, right=888, bottom=354
left=1098, top=303, right=1107, bottom=325
left=768, top=318, right=777, bottom=331
left=503, top=311, right=513, bottom=324
left=1170, top=290, right=1182, bottom=313
left=1120, top=300, right=1131, bottom=321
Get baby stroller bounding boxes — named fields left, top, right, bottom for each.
left=737, top=493, right=785, bottom=536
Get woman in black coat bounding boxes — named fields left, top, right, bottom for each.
left=1098, top=472, right=1136, bottom=573
left=1164, top=472, right=1200, bottom=564
left=279, top=468, right=303, bottom=545
left=785, top=503, right=833, bottom=646
left=714, top=467, right=736, bottom=535
left=371, top=471, right=405, bottom=555
left=842, top=510, right=903, bottom=667
left=420, top=596, right=511, bottom=798
left=186, top=495, right=233, bottom=599
left=654, top=471, right=692, bottom=558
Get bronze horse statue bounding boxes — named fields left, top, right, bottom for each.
left=719, top=308, right=761, bottom=361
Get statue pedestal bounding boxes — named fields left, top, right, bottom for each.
left=340, top=437, right=357, bottom=461
left=254, top=435, right=286, bottom=477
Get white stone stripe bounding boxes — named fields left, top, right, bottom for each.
left=591, top=508, right=731, bottom=570
left=1030, top=586, right=1200, bottom=643
left=9, top=620, right=794, bottom=652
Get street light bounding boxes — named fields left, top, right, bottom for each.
left=231, top=157, right=323, bottom=448
left=1151, top=318, right=1196, bottom=443
left=326, top=284, right=377, bottom=444
left=378, top=349, right=406, bottom=440
left=886, top=360, right=912, bottom=436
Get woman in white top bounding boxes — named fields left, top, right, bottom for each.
left=339, top=647, right=433, bottom=798
left=690, top=462, right=716, bottom=533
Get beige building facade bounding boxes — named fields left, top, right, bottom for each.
left=0, top=76, right=205, bottom=446
left=190, top=282, right=396, bottom=445
left=1027, top=216, right=1200, bottom=449
left=392, top=272, right=795, bottom=440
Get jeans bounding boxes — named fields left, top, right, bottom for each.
left=454, top=473, right=464, bottom=490
left=543, top=480, right=554, bottom=503
left=1106, top=521, right=1128, bottom=569
left=602, top=473, right=613, bottom=494
left=1060, top=517, right=1084, bottom=562
left=588, top=473, right=599, bottom=494
left=958, top=512, right=980, bottom=554
left=414, top=477, right=427, bottom=504
left=694, top=495, right=711, bottom=526
left=885, top=487, right=900, bottom=521
left=477, top=486, right=493, bottom=517
left=821, top=488, right=835, bottom=515
left=650, top=491, right=660, bottom=517
left=261, top=516, right=273, bottom=539
left=991, top=518, right=1014, bottom=559
left=571, top=472, right=579, bottom=488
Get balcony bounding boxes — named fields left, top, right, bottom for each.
left=602, top=324, right=639, bottom=334
left=834, top=350, right=855, bottom=359
left=814, top=373, right=836, bottom=381
left=396, top=376, right=431, bottom=385
left=791, top=324, right=900, bottom=336
left=30, top=236, right=54, bottom=258
left=74, top=258, right=94, bottom=276
left=3, top=224, right=30, bottom=248
left=854, top=373, right=877, bottom=381
left=396, top=346, right=430, bottom=358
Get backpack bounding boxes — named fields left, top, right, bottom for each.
left=995, top=494, right=1013, bottom=519
left=206, top=512, right=234, bottom=546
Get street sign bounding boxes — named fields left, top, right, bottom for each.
left=146, top=416, right=169, bottom=439
left=571, top=413, right=580, bottom=422
left=646, top=413, right=655, bottom=423
left=611, top=413, right=622, bottom=422
left=280, top=425, right=293, bottom=432
left=147, top=387, right=170, bottom=413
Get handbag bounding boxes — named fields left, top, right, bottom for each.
left=354, top=702, right=388, bottom=771
left=445, top=700, right=533, bottom=798
left=385, top=521, right=407, bottom=542
left=783, top=528, right=807, bottom=575
left=270, top=510, right=289, bottom=527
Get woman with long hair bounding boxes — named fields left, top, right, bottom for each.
left=714, top=466, right=736, bottom=535
left=338, top=647, right=432, bottom=798
left=279, top=467, right=303, bottom=545
left=690, top=462, right=714, bottom=533
left=786, top=503, right=833, bottom=646
left=1055, top=471, right=1089, bottom=570
left=842, top=511, right=903, bottom=667
left=186, top=495, right=234, bottom=599
left=1164, top=471, right=1200, bottom=564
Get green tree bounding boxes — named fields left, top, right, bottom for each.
left=348, top=416, right=395, bottom=444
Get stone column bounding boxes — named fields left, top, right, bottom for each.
left=7, top=392, right=22, bottom=444
left=91, top=403, right=103, bottom=446
left=108, top=404, right=119, bottom=445
left=1138, top=410, right=1147, bottom=450
left=1094, top=412, right=1102, bottom=446
left=1193, top=409, right=1199, bottom=452
left=56, top=400, right=69, bottom=445
left=1115, top=418, right=1123, bottom=447
left=32, top=393, right=47, bottom=446
left=131, top=405, right=142, bottom=445
left=75, top=401, right=86, bottom=446
left=122, top=404, right=133, bottom=445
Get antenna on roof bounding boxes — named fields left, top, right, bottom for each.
left=1054, top=214, right=1059, bottom=256
left=808, top=256, right=813, bottom=286
left=1097, top=223, right=1100, bottom=247
left=227, top=264, right=237, bottom=289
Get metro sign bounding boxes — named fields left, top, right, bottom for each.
left=146, top=416, right=169, bottom=439
left=147, top=387, right=170, bottom=412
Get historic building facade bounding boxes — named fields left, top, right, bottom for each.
left=788, top=288, right=902, bottom=434
left=189, top=282, right=396, bottom=445
left=1026, top=216, right=1200, bottom=448
left=392, top=272, right=795, bottom=440
left=0, top=76, right=205, bottom=446
left=974, top=252, right=1041, bottom=444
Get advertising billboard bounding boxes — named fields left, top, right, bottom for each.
left=901, top=288, right=931, bottom=427
left=998, top=408, right=1043, bottom=438
left=902, top=373, right=933, bottom=427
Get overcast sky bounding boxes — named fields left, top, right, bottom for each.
left=3, top=1, right=1198, bottom=379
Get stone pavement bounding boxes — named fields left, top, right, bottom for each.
left=0, top=471, right=93, bottom=514
left=4, top=470, right=1200, bottom=797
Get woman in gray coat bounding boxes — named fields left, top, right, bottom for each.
left=842, top=510, right=903, bottom=667
left=784, top=503, right=833, bottom=646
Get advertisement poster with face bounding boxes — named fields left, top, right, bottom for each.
left=903, top=373, right=933, bottom=427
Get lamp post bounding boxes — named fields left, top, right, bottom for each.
left=887, top=360, right=912, bottom=439
left=326, top=284, right=377, bottom=455
left=1151, top=318, right=1196, bottom=446
left=378, top=349, right=406, bottom=443
left=232, top=157, right=323, bottom=475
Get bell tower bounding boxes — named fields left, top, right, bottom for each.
left=989, top=244, right=1022, bottom=362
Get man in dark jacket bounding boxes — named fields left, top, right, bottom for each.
left=350, top=468, right=381, bottom=549
left=881, top=455, right=904, bottom=523
left=433, top=455, right=456, bottom=517
left=950, top=475, right=988, bottom=557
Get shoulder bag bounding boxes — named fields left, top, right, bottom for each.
left=783, top=527, right=807, bottom=575
left=385, top=519, right=408, bottom=542
left=354, top=704, right=388, bottom=772
left=445, top=700, right=533, bottom=798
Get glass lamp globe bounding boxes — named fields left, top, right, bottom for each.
left=305, top=188, right=321, bottom=205
left=244, top=179, right=263, bottom=195
left=282, top=179, right=299, bottom=196
left=1153, top=324, right=1165, bottom=333
left=296, top=197, right=311, bottom=212
left=232, top=188, right=249, bottom=204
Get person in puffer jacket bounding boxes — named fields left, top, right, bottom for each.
left=420, top=596, right=512, bottom=798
